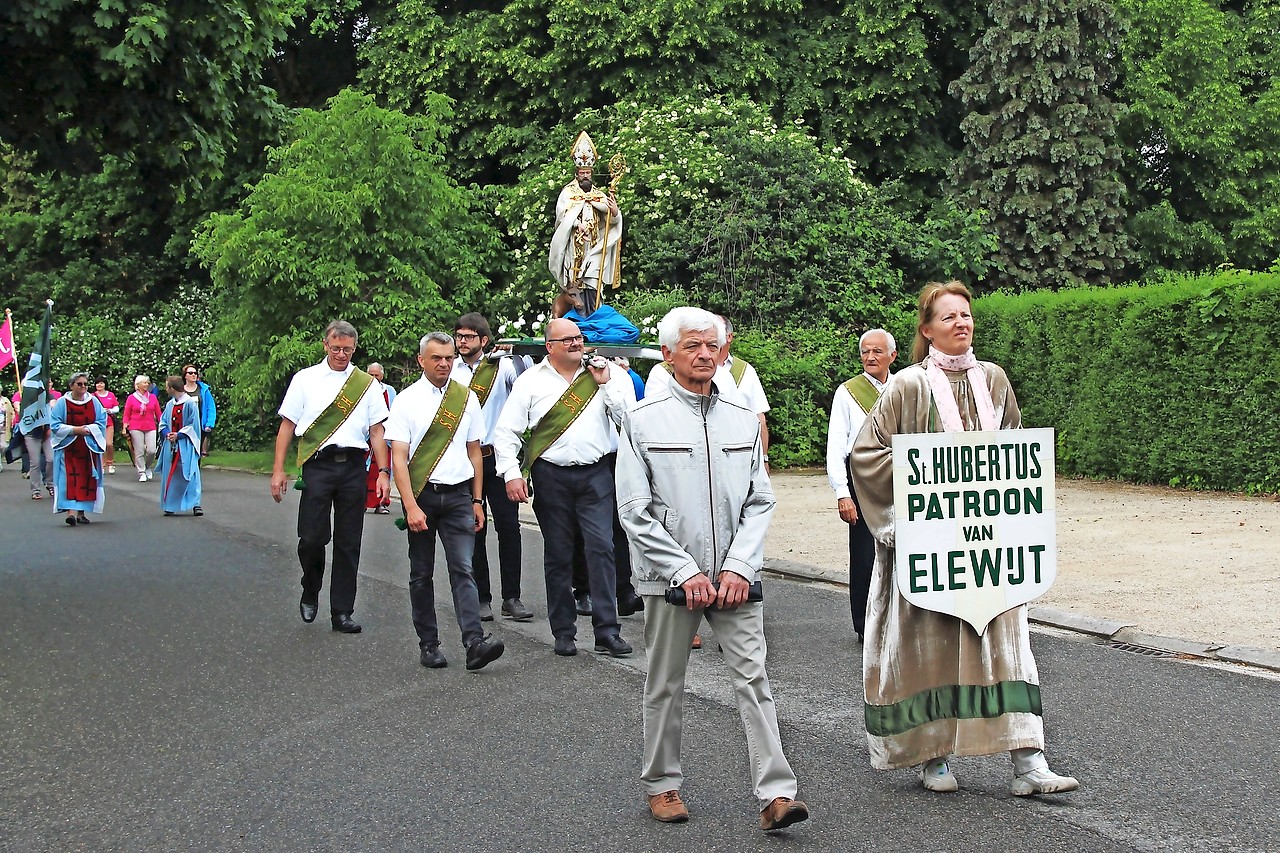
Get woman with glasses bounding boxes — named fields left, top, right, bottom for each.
left=180, top=365, right=217, bottom=457
left=159, top=375, right=203, bottom=517
left=123, top=374, right=161, bottom=481
left=50, top=372, right=107, bottom=526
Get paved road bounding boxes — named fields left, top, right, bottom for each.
left=2, top=470, right=1277, bottom=852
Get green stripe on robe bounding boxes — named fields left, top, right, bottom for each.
left=865, top=680, right=1042, bottom=737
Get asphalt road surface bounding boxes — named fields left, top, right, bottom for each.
left=2, top=469, right=1277, bottom=852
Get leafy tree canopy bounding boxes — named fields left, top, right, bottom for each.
left=192, top=88, right=502, bottom=421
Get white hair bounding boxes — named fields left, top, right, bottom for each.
left=657, top=307, right=725, bottom=351
left=419, top=332, right=454, bottom=352
left=859, top=328, right=897, bottom=353
left=134, top=374, right=150, bottom=387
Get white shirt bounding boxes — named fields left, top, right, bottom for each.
left=450, top=353, right=532, bottom=445
left=383, top=376, right=485, bottom=486
left=826, top=372, right=891, bottom=499
left=278, top=360, right=390, bottom=451
left=494, top=359, right=636, bottom=480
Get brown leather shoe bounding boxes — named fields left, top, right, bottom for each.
left=760, top=797, right=809, bottom=831
left=647, top=790, right=689, bottom=823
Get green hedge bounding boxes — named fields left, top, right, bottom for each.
left=977, top=271, right=1280, bottom=493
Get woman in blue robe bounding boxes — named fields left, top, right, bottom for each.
left=50, top=372, right=107, bottom=525
left=158, top=375, right=202, bottom=516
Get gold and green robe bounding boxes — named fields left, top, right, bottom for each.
left=850, top=361, right=1045, bottom=770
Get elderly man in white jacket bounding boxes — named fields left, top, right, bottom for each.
left=615, top=307, right=809, bottom=833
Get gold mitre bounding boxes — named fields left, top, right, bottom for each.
left=570, top=130, right=597, bottom=169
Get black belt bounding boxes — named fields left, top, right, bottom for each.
left=311, top=446, right=364, bottom=464
left=421, top=478, right=473, bottom=494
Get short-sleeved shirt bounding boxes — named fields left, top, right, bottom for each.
left=278, top=360, right=389, bottom=451
left=383, top=376, right=484, bottom=486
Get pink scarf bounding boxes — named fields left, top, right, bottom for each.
left=925, top=346, right=999, bottom=432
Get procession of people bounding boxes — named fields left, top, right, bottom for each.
left=6, top=129, right=1080, bottom=835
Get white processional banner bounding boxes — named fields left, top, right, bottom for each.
left=891, top=427, right=1057, bottom=635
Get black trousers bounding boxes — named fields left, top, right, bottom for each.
left=571, top=453, right=636, bottom=602
left=297, top=452, right=367, bottom=615
left=473, top=451, right=522, bottom=603
left=407, top=485, right=483, bottom=650
left=848, top=486, right=875, bottom=635
left=530, top=456, right=620, bottom=642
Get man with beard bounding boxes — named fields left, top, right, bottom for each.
left=549, top=130, right=622, bottom=318
left=450, top=312, right=534, bottom=623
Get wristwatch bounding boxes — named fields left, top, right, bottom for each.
left=472, top=498, right=484, bottom=505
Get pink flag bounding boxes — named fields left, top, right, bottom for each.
left=0, top=313, right=14, bottom=371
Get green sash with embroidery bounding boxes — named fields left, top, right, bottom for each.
left=728, top=356, right=749, bottom=385
left=406, top=379, right=471, bottom=497
left=295, top=367, right=374, bottom=468
left=523, top=371, right=599, bottom=469
left=468, top=360, right=500, bottom=407
left=843, top=373, right=881, bottom=414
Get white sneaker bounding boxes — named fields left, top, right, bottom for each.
left=921, top=758, right=958, bottom=792
left=146, top=470, right=154, bottom=481
left=139, top=473, right=147, bottom=482
left=108, top=464, right=115, bottom=474
left=1012, top=767, right=1079, bottom=796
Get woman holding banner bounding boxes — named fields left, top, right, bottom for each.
left=850, top=280, right=1078, bottom=797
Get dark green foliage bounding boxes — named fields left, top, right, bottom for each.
left=1115, top=0, right=1280, bottom=273
left=951, top=0, right=1132, bottom=290
left=0, top=0, right=292, bottom=189
left=978, top=271, right=1280, bottom=493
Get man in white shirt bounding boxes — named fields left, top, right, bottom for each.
left=825, top=328, right=896, bottom=642
left=450, top=313, right=534, bottom=623
left=494, top=318, right=636, bottom=658
left=387, top=332, right=504, bottom=671
left=271, top=320, right=390, bottom=634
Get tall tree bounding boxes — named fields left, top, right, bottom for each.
left=0, top=0, right=293, bottom=189
left=1115, top=0, right=1280, bottom=272
left=951, top=0, right=1132, bottom=289
left=192, top=89, right=501, bottom=422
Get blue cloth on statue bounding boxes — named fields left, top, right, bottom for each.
left=564, top=304, right=640, bottom=343
left=159, top=397, right=202, bottom=512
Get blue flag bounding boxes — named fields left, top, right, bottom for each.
left=19, top=301, right=53, bottom=433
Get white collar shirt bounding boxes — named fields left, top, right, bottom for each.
left=278, top=360, right=390, bottom=451
left=720, top=354, right=770, bottom=415
left=450, top=354, right=532, bottom=445
left=383, top=376, right=485, bottom=486
left=644, top=362, right=751, bottom=408
left=826, top=371, right=891, bottom=499
left=494, top=358, right=636, bottom=481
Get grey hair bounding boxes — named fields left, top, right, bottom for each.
left=419, top=332, right=455, bottom=352
left=717, top=315, right=734, bottom=336
left=658, top=308, right=726, bottom=351
left=324, top=320, right=359, bottom=342
left=134, top=374, right=150, bottom=387
left=859, top=328, right=897, bottom=353
left=67, top=372, right=90, bottom=389
left=367, top=362, right=383, bottom=372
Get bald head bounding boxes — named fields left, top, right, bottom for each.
left=544, top=318, right=585, bottom=370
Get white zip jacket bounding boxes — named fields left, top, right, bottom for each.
left=615, top=377, right=775, bottom=595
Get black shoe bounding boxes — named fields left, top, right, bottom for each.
left=299, top=598, right=318, bottom=623
left=501, top=598, right=534, bottom=621
left=420, top=645, right=447, bottom=668
left=64, top=515, right=77, bottom=526
left=554, top=637, right=577, bottom=657
left=465, top=635, right=505, bottom=671
left=575, top=594, right=592, bottom=615
left=193, top=506, right=203, bottom=517
left=163, top=511, right=175, bottom=516
left=478, top=601, right=494, bottom=622
left=617, top=593, right=645, bottom=617
left=331, top=613, right=362, bottom=633
left=595, top=634, right=633, bottom=657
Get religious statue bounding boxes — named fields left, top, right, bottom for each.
left=549, top=131, right=625, bottom=318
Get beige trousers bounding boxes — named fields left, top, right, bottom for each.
left=641, top=596, right=797, bottom=810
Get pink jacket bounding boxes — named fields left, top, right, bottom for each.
left=123, top=391, right=161, bottom=431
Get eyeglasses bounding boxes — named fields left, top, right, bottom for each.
left=72, top=381, right=88, bottom=387
left=326, top=345, right=356, bottom=355
left=454, top=332, right=480, bottom=342
left=547, top=334, right=585, bottom=346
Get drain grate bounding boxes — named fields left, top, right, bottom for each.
left=1106, top=641, right=1177, bottom=658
